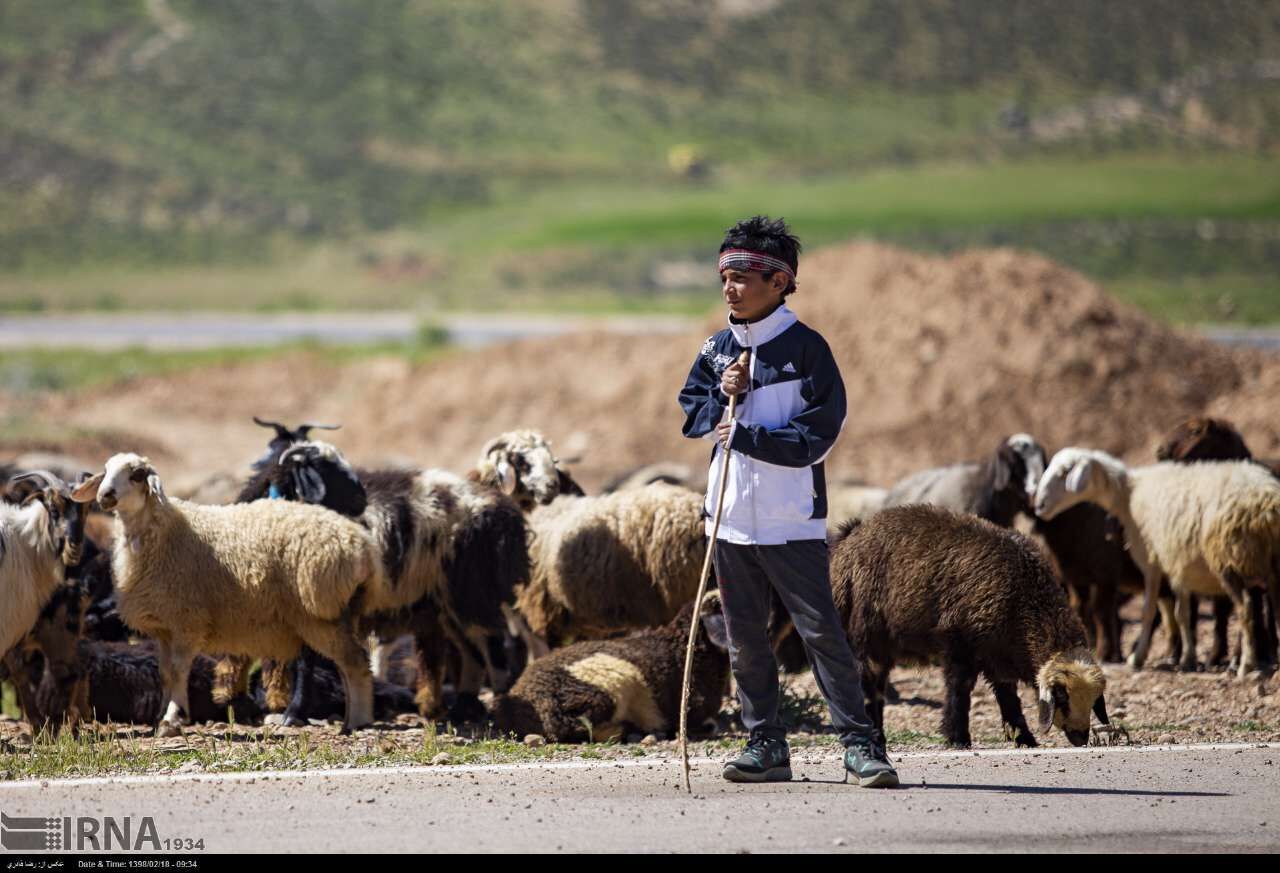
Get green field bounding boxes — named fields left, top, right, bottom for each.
left=3, top=1, right=1280, bottom=323
left=4, top=154, right=1278, bottom=323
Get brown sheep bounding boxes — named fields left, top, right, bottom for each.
left=830, top=506, right=1107, bottom=748
left=491, top=592, right=729, bottom=743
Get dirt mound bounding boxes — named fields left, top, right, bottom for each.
left=11, top=242, right=1280, bottom=489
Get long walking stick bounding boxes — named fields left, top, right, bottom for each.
left=679, top=348, right=750, bottom=793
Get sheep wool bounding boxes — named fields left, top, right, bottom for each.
left=111, top=497, right=384, bottom=655
left=521, top=483, right=705, bottom=643
left=493, top=595, right=729, bottom=743
left=830, top=505, right=1105, bottom=748
left=0, top=500, right=66, bottom=660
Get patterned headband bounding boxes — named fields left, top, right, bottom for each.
left=718, top=248, right=796, bottom=280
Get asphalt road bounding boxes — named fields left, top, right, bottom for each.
left=1, top=313, right=1277, bottom=351
left=1, top=743, right=1277, bottom=853
left=0, top=311, right=697, bottom=349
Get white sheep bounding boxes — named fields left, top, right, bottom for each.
left=0, top=481, right=77, bottom=661
left=1034, top=448, right=1280, bottom=677
left=71, top=453, right=387, bottom=735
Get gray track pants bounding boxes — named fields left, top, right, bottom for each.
left=714, top=538, right=874, bottom=745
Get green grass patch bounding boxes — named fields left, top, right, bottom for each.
left=0, top=334, right=452, bottom=396
left=1108, top=275, right=1280, bottom=325
left=5, top=153, right=1279, bottom=322
left=0, top=722, right=640, bottom=782
left=884, top=729, right=946, bottom=746
left=501, top=155, right=1280, bottom=252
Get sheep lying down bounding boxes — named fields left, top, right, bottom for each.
left=492, top=592, right=729, bottom=743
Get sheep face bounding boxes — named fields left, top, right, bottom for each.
left=277, top=441, right=367, bottom=515
left=1036, top=654, right=1107, bottom=747
left=74, top=453, right=164, bottom=514
left=11, top=472, right=87, bottom=566
left=1004, top=433, right=1047, bottom=501
left=1033, top=449, right=1103, bottom=520
left=478, top=430, right=570, bottom=508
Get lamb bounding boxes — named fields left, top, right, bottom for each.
left=491, top=591, right=729, bottom=742
left=70, top=453, right=388, bottom=735
left=237, top=437, right=530, bottom=723
left=883, top=434, right=1046, bottom=527
left=829, top=506, right=1108, bottom=748
left=1034, top=448, right=1280, bottom=677
left=520, top=482, right=706, bottom=646
left=1, top=471, right=86, bottom=661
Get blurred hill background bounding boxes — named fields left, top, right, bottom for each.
left=1, top=0, right=1279, bottom=322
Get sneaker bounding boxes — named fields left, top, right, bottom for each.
left=722, top=732, right=792, bottom=783
left=843, top=736, right=899, bottom=788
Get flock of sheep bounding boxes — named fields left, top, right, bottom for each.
left=1, top=412, right=1276, bottom=754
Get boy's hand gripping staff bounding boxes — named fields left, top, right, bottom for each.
left=679, top=348, right=750, bottom=793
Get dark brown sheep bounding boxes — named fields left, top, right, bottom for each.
left=830, top=506, right=1107, bottom=748
left=1034, top=506, right=1145, bottom=663
left=491, top=592, right=729, bottom=743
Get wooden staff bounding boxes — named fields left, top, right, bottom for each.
left=678, top=348, right=750, bottom=793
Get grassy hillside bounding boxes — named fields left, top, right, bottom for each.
left=1, top=0, right=1279, bottom=320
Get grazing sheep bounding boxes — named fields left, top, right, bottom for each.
left=471, top=430, right=585, bottom=511
left=1, top=471, right=86, bottom=661
left=520, top=482, right=705, bottom=646
left=492, top=591, right=729, bottom=742
left=70, top=453, right=387, bottom=735
left=830, top=506, right=1108, bottom=748
left=883, top=434, right=1046, bottom=527
left=1035, top=449, right=1280, bottom=677
left=238, top=438, right=530, bottom=723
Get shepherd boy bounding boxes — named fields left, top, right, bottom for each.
left=678, top=215, right=898, bottom=787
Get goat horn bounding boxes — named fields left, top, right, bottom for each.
left=9, top=470, right=69, bottom=493
left=297, top=422, right=341, bottom=435
left=253, top=417, right=295, bottom=441
left=479, top=436, right=510, bottom=457
left=278, top=444, right=315, bottom=465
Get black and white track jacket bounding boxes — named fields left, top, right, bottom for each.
left=678, top=304, right=847, bottom=545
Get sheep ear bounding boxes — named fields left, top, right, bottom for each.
left=292, top=465, right=327, bottom=504
left=496, top=459, right=517, bottom=496
left=1093, top=694, right=1109, bottom=725
left=1037, top=684, right=1056, bottom=732
left=70, top=473, right=104, bottom=504
left=700, top=612, right=729, bottom=652
left=993, top=453, right=1012, bottom=491
left=146, top=473, right=167, bottom=505
left=1065, top=460, right=1091, bottom=494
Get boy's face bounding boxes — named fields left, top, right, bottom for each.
left=720, top=268, right=785, bottom=322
